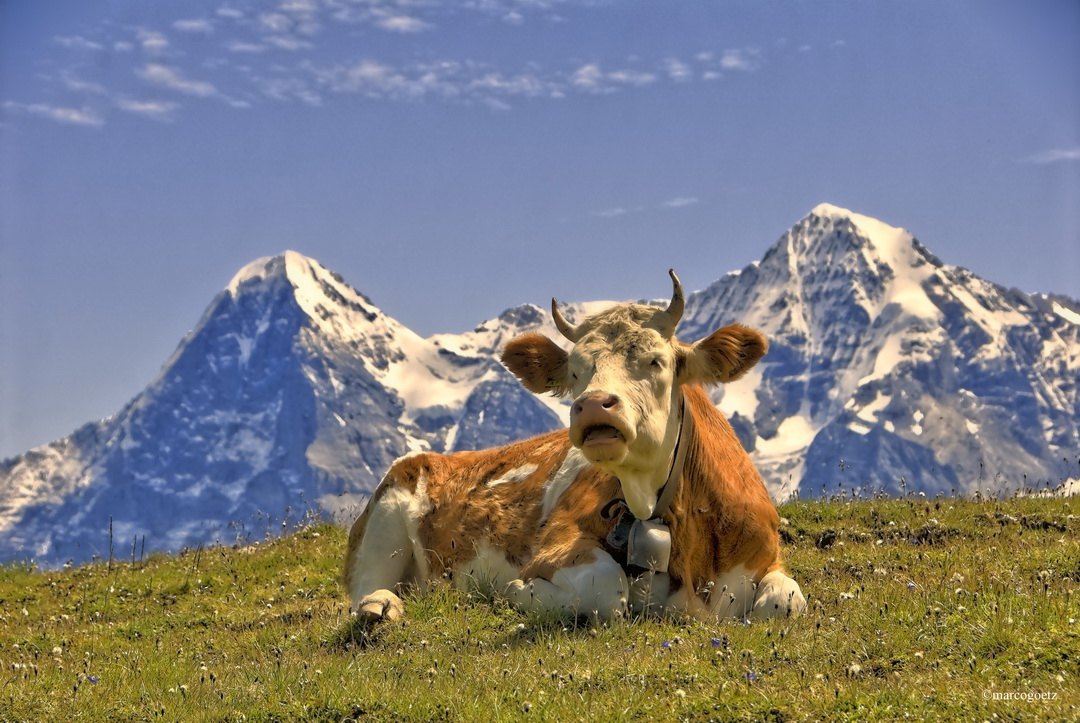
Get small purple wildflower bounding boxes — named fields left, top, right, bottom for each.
left=661, top=640, right=672, bottom=649
left=87, top=676, right=100, bottom=684
left=907, top=582, right=916, bottom=591
left=739, top=617, right=751, bottom=626
left=743, top=670, right=757, bottom=683
left=711, top=638, right=722, bottom=648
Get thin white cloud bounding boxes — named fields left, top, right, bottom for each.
left=227, top=41, right=267, bottom=53
left=280, top=0, right=319, bottom=12
left=1024, top=147, right=1080, bottom=164
left=61, top=73, right=109, bottom=96
left=54, top=36, right=104, bottom=51
left=174, top=19, right=214, bottom=34
left=593, top=195, right=700, bottom=219
left=571, top=62, right=661, bottom=93
left=54, top=69, right=182, bottom=123
left=114, top=97, right=180, bottom=121
left=137, top=63, right=218, bottom=97
left=136, top=28, right=170, bottom=55
left=607, top=69, right=657, bottom=87
left=663, top=58, right=692, bottom=83
left=259, top=75, right=324, bottom=106
left=311, top=59, right=454, bottom=101
left=483, top=97, right=512, bottom=112
left=260, top=13, right=293, bottom=33
left=467, top=70, right=554, bottom=98
left=662, top=197, right=699, bottom=209
left=719, top=49, right=761, bottom=71
left=373, top=12, right=433, bottom=33
left=592, top=207, right=629, bottom=218
left=571, top=63, right=606, bottom=92
left=3, top=101, right=104, bottom=127
left=264, top=35, right=314, bottom=51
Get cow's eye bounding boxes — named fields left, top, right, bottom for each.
left=649, top=358, right=663, bottom=368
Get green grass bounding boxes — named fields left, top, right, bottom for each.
left=1, top=496, right=1078, bottom=722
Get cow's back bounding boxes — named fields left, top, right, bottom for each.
left=346, top=428, right=610, bottom=591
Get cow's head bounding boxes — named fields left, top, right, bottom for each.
left=502, top=270, right=767, bottom=519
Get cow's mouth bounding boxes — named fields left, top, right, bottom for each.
left=582, top=424, right=625, bottom=446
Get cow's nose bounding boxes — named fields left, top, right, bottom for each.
left=572, top=392, right=620, bottom=418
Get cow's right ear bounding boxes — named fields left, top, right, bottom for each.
left=501, top=334, right=572, bottom=396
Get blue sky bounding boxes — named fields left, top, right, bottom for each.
left=1, top=0, right=1078, bottom=459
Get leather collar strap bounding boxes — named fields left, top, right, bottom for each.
left=651, top=390, right=693, bottom=520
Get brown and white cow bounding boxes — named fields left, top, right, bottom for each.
left=344, top=271, right=806, bottom=622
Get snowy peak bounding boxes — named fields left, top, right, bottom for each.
left=227, top=251, right=387, bottom=334
left=780, top=204, right=943, bottom=323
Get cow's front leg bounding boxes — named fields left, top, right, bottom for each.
left=751, top=569, right=807, bottom=619
left=505, top=551, right=629, bottom=621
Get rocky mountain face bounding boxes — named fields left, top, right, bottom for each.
left=680, top=205, right=1080, bottom=500
left=0, top=252, right=559, bottom=564
left=2, top=207, right=1077, bottom=565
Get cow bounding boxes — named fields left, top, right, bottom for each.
left=344, top=271, right=806, bottom=622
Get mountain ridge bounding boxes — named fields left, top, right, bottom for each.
left=2, top=205, right=1077, bottom=565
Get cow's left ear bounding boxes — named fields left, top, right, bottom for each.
left=501, top=334, right=572, bottom=396
left=677, top=324, right=767, bottom=385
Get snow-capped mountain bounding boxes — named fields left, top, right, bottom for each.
left=2, top=207, right=1078, bottom=565
left=0, top=252, right=558, bottom=565
left=679, top=204, right=1080, bottom=500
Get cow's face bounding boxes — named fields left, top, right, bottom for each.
left=563, top=311, right=678, bottom=468
left=502, top=271, right=768, bottom=519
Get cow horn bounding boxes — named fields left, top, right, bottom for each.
left=656, top=269, right=684, bottom=338
left=551, top=298, right=581, bottom=342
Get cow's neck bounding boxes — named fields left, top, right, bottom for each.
left=598, top=390, right=691, bottom=580
left=616, top=390, right=690, bottom=521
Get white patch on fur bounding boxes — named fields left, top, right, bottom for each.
left=346, top=472, right=433, bottom=609
left=708, top=564, right=759, bottom=619
left=540, top=448, right=591, bottom=522
left=487, top=463, right=539, bottom=487
left=752, top=570, right=807, bottom=619
left=455, top=540, right=521, bottom=593
left=505, top=550, right=628, bottom=620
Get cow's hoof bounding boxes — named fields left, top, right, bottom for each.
left=751, top=571, right=807, bottom=620
left=357, top=589, right=405, bottom=621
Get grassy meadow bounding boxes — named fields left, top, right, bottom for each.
left=1, top=494, right=1077, bottom=722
